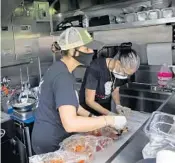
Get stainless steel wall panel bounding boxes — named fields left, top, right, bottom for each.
left=1, top=0, right=22, bottom=22
left=93, top=25, right=172, bottom=44
left=1, top=24, right=16, bottom=62
left=38, top=36, right=55, bottom=62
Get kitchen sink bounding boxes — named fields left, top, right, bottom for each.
left=122, top=83, right=152, bottom=91
left=120, top=96, right=163, bottom=113
left=119, top=83, right=172, bottom=113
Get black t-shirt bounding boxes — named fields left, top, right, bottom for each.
left=79, top=58, right=128, bottom=112
left=32, top=61, right=79, bottom=154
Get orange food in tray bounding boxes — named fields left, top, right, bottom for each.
left=30, top=150, right=88, bottom=163
left=48, top=159, right=85, bottom=163
left=45, top=159, right=85, bottom=163
left=60, top=135, right=97, bottom=160
left=77, top=160, right=85, bottom=163
left=74, top=145, right=86, bottom=152
left=49, top=159, right=65, bottom=163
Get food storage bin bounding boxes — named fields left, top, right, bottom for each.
left=125, top=13, right=137, bottom=23
left=137, top=12, right=148, bottom=21
left=161, top=8, right=174, bottom=18
left=144, top=111, right=175, bottom=142
left=142, top=111, right=175, bottom=159
left=148, top=9, right=161, bottom=20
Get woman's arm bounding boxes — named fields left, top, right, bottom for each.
left=77, top=105, right=91, bottom=117
left=112, top=87, right=120, bottom=105
left=85, top=89, right=110, bottom=115
left=59, top=105, right=114, bottom=133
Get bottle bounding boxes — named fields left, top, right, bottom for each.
left=157, top=63, right=173, bottom=87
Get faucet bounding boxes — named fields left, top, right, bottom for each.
left=168, top=65, right=175, bottom=75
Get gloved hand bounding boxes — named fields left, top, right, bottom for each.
left=116, top=105, right=131, bottom=116
left=106, top=115, right=127, bottom=130
left=113, top=116, right=127, bottom=130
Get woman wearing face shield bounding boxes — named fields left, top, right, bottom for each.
left=31, top=27, right=127, bottom=154
left=79, top=42, right=140, bottom=116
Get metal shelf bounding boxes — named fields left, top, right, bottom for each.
left=87, top=17, right=175, bottom=32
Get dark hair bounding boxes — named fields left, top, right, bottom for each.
left=114, top=42, right=137, bottom=60
left=114, top=42, right=140, bottom=70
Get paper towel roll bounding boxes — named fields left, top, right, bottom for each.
left=147, top=43, right=172, bottom=65
left=156, top=150, right=175, bottom=163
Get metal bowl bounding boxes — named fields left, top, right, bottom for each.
left=10, top=97, right=36, bottom=112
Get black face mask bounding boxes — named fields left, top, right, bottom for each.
left=73, top=50, right=94, bottom=66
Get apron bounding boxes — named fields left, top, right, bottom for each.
left=81, top=96, right=111, bottom=116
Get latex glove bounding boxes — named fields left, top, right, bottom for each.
left=108, top=111, right=117, bottom=116
left=113, top=116, right=127, bottom=130
left=116, top=105, right=131, bottom=116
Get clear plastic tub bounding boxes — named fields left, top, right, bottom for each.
left=125, top=13, right=137, bottom=22
left=148, top=9, right=161, bottom=20
left=161, top=8, right=174, bottom=18
left=142, top=111, right=175, bottom=159
left=144, top=111, right=175, bottom=140
left=59, top=134, right=113, bottom=159
left=59, top=134, right=96, bottom=160
left=137, top=12, right=148, bottom=21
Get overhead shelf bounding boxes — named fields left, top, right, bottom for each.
left=87, top=17, right=175, bottom=32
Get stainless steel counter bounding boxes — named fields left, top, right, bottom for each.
left=92, top=90, right=175, bottom=163
left=111, top=130, right=149, bottom=163
left=110, top=93, right=175, bottom=163
left=93, top=111, right=150, bottom=163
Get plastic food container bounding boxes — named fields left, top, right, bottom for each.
left=137, top=12, right=148, bottom=21
left=143, top=111, right=175, bottom=159
left=59, top=135, right=97, bottom=160
left=161, top=8, right=174, bottom=18
left=59, top=134, right=113, bottom=158
left=144, top=111, right=175, bottom=142
left=125, top=13, right=137, bottom=23
left=29, top=150, right=89, bottom=163
left=148, top=9, right=161, bottom=20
